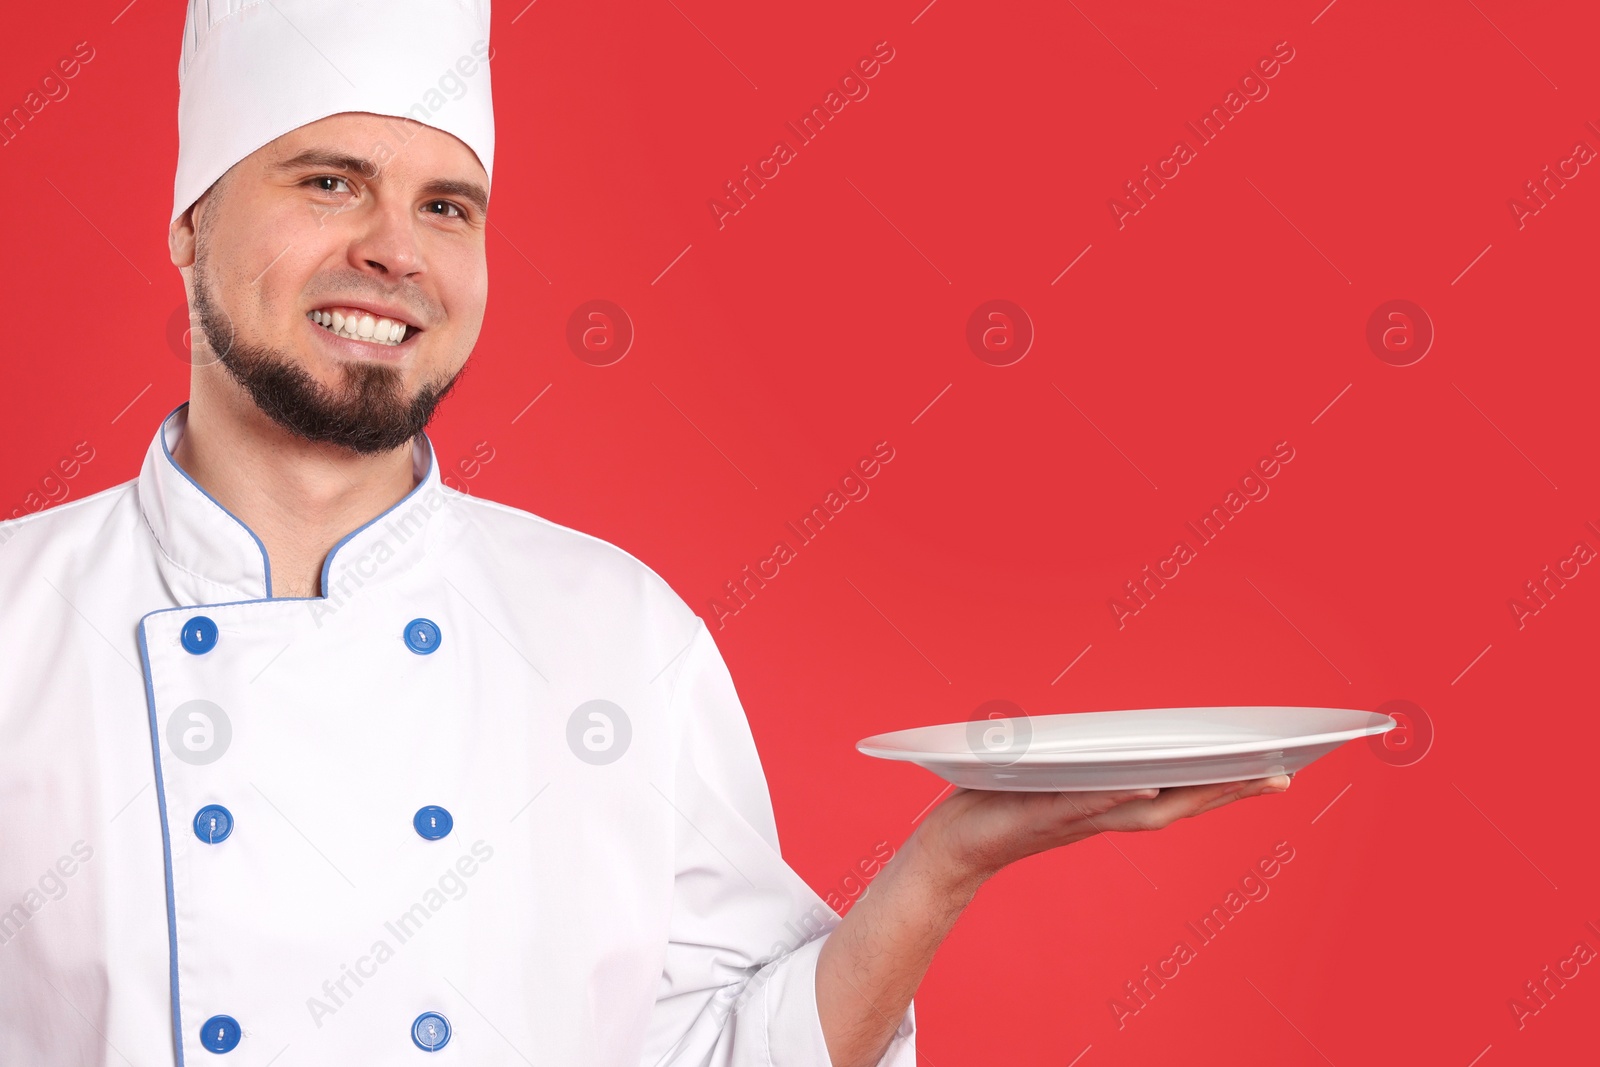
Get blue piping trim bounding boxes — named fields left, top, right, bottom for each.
left=137, top=405, right=441, bottom=1062
left=137, top=615, right=186, bottom=1067
left=157, top=403, right=275, bottom=598
left=317, top=435, right=437, bottom=597
left=141, top=595, right=341, bottom=1062
left=154, top=401, right=441, bottom=601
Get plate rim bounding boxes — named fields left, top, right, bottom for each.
left=856, top=706, right=1396, bottom=766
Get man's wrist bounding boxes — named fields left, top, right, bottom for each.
left=895, top=821, right=992, bottom=914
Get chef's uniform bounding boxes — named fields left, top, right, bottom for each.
left=1, top=2, right=916, bottom=1059
left=0, top=404, right=917, bottom=1063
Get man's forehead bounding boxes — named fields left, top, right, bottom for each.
left=264, top=114, right=486, bottom=179
left=252, top=114, right=490, bottom=215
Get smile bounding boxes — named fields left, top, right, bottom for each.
left=305, top=306, right=417, bottom=348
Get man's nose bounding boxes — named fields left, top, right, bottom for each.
left=347, top=199, right=422, bottom=277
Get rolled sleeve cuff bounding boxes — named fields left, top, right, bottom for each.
left=757, top=929, right=917, bottom=1066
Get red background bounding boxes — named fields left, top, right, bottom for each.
left=4, top=1, right=1598, bottom=1063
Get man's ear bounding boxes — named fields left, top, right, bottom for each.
left=169, top=207, right=198, bottom=269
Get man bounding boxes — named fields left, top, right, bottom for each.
left=0, top=2, right=1290, bottom=1063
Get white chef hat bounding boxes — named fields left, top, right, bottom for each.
left=172, top=0, right=495, bottom=225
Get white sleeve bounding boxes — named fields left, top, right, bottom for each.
left=641, top=619, right=917, bottom=1067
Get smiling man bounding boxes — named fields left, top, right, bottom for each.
left=190, top=133, right=481, bottom=452
left=171, top=108, right=490, bottom=600
left=0, top=2, right=1289, bottom=1064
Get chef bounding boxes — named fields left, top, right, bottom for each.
left=0, top=1, right=1292, bottom=1063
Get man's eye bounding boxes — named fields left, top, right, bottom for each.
left=309, top=176, right=352, bottom=194
left=425, top=200, right=464, bottom=219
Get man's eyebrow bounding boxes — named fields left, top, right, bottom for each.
left=270, top=149, right=378, bottom=177
left=418, top=178, right=490, bottom=217
left=270, top=149, right=489, bottom=216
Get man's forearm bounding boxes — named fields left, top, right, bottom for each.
left=811, top=778, right=1290, bottom=1062
left=814, top=831, right=982, bottom=1067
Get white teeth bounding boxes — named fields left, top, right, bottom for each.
left=305, top=309, right=411, bottom=347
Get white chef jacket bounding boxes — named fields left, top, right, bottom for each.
left=0, top=403, right=916, bottom=1066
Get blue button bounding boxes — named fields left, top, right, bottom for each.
left=181, top=616, right=219, bottom=655
left=413, top=806, right=453, bottom=840
left=412, top=1011, right=451, bottom=1051
left=193, top=805, right=234, bottom=844
left=404, top=618, right=442, bottom=655
left=199, top=1014, right=241, bottom=1053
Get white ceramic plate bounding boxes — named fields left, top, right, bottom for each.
left=856, top=706, right=1396, bottom=791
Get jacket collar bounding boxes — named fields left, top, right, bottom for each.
left=137, top=402, right=449, bottom=605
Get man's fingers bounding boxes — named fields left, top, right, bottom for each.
left=1041, top=791, right=1128, bottom=830
left=1061, top=782, right=1222, bottom=831
left=1089, top=777, right=1289, bottom=831
left=1184, top=787, right=1258, bottom=819
left=1144, top=780, right=1248, bottom=820
left=1180, top=776, right=1291, bottom=818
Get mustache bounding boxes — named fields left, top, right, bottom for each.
left=191, top=264, right=464, bottom=455
left=303, top=276, right=443, bottom=327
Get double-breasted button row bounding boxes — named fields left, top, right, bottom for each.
left=180, top=616, right=445, bottom=656
left=177, top=614, right=451, bottom=1051
left=187, top=799, right=457, bottom=1053
left=191, top=805, right=453, bottom=845
left=194, top=1011, right=452, bottom=1053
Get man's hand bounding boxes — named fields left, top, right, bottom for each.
left=815, top=773, right=1292, bottom=1067
left=915, top=774, right=1294, bottom=889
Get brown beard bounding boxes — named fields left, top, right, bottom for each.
left=191, top=252, right=462, bottom=455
